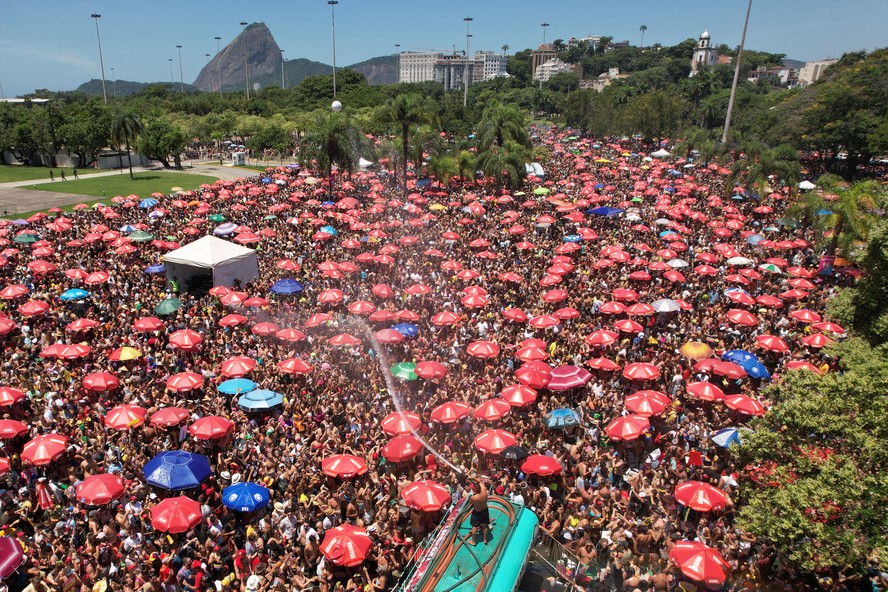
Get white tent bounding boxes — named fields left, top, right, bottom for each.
left=651, top=149, right=671, bottom=158
left=798, top=180, right=817, bottom=190
left=163, top=235, right=259, bottom=289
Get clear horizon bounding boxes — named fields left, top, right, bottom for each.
left=1, top=0, right=885, bottom=97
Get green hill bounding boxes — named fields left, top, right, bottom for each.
left=76, top=79, right=198, bottom=97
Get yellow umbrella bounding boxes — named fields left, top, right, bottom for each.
left=594, top=158, right=611, bottom=164
left=680, top=341, right=712, bottom=360
left=112, top=347, right=142, bottom=362
left=428, top=204, right=448, bottom=211
left=170, top=186, right=184, bottom=192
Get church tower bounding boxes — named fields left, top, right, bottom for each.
left=690, top=30, right=718, bottom=76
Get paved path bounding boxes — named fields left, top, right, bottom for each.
left=0, top=162, right=260, bottom=214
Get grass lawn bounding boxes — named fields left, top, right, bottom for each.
left=25, top=171, right=219, bottom=200
left=0, top=165, right=103, bottom=183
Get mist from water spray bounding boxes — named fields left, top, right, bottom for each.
left=341, top=316, right=466, bottom=477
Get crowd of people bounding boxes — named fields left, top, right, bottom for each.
left=0, top=129, right=863, bottom=592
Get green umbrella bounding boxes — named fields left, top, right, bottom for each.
left=390, top=362, right=417, bottom=381
left=631, top=197, right=643, bottom=203
left=129, top=231, right=154, bottom=242
left=759, top=263, right=782, bottom=274
left=263, top=215, right=278, bottom=220
left=208, top=214, right=226, bottom=223
left=13, top=233, right=38, bottom=244
left=533, top=187, right=550, bottom=196
left=154, top=298, right=182, bottom=316
left=567, top=136, right=578, bottom=141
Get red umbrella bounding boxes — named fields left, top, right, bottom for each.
left=686, top=381, right=726, bottom=401
left=375, top=328, right=405, bottom=344
left=328, top=333, right=362, bottom=347
left=320, top=524, right=373, bottom=567
left=724, top=394, right=766, bottom=416
left=382, top=435, right=424, bottom=462
left=0, top=386, right=25, bottom=407
left=500, top=384, right=538, bottom=406
left=613, top=319, right=644, bottom=333
left=18, top=300, right=50, bottom=317
left=381, top=411, right=422, bottom=436
left=606, top=415, right=650, bottom=441
left=786, top=360, right=823, bottom=374
left=220, top=356, right=256, bottom=377
left=516, top=346, right=548, bottom=362
left=473, top=429, right=517, bottom=454
left=755, top=294, right=784, bottom=308
left=0, top=285, right=28, bottom=299
left=541, top=289, right=568, bottom=303
left=372, top=284, right=394, bottom=298
left=348, top=300, right=377, bottom=315
left=278, top=357, right=313, bottom=375
left=529, top=314, right=560, bottom=329
left=623, top=363, right=660, bottom=381
left=22, top=433, right=68, bottom=465
left=168, top=329, right=203, bottom=350
left=674, top=481, right=729, bottom=512
left=166, top=372, right=204, bottom=392
left=726, top=309, right=758, bottom=326
left=82, top=372, right=119, bottom=392
left=150, top=496, right=202, bottom=534
left=625, top=390, right=671, bottom=417
left=473, top=399, right=512, bottom=421
left=318, top=289, right=345, bottom=304
left=586, top=329, right=618, bottom=346
left=626, top=303, right=655, bottom=316
left=0, top=317, right=16, bottom=336
left=669, top=541, right=731, bottom=586
left=0, top=537, right=24, bottom=579
left=712, top=362, right=747, bottom=380
left=76, top=473, right=125, bottom=505
left=321, top=454, right=368, bottom=478
left=431, top=311, right=460, bottom=326
left=84, top=271, right=110, bottom=285
left=812, top=321, right=845, bottom=334
left=275, top=328, right=306, bottom=342
left=218, top=314, right=248, bottom=327
left=466, top=340, right=500, bottom=358
left=548, top=365, right=592, bottom=391
left=586, top=357, right=621, bottom=371
left=133, top=316, right=165, bottom=332
left=755, top=334, right=789, bottom=353
left=802, top=333, right=832, bottom=348
left=430, top=401, right=471, bottom=424
left=0, top=419, right=28, bottom=439
left=305, top=312, right=333, bottom=328
left=149, top=407, right=190, bottom=427
left=725, top=290, right=755, bottom=306
left=66, top=318, right=99, bottom=332
left=502, top=308, right=529, bottom=323
left=515, top=364, right=552, bottom=389
left=402, top=480, right=451, bottom=512
left=251, top=321, right=281, bottom=336
left=189, top=416, right=234, bottom=440
left=104, top=405, right=147, bottom=430
left=521, top=454, right=563, bottom=476
left=415, top=361, right=448, bottom=380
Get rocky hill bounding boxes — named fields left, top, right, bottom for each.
left=348, top=55, right=398, bottom=85
left=193, top=22, right=285, bottom=93
left=75, top=79, right=197, bottom=96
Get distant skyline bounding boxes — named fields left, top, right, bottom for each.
left=1, top=0, right=885, bottom=97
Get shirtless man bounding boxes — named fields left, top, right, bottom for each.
left=467, top=478, right=490, bottom=546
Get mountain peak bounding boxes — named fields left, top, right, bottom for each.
left=193, top=22, right=282, bottom=93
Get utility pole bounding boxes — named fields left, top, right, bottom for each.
left=110, top=67, right=116, bottom=98
left=214, top=36, right=223, bottom=96
left=328, top=1, right=339, bottom=97
left=239, top=21, right=250, bottom=100
left=281, top=49, right=286, bottom=89
left=539, top=22, right=550, bottom=90
left=176, top=45, right=184, bottom=92
left=722, top=0, right=753, bottom=144
left=169, top=59, right=174, bottom=84
left=463, top=16, right=473, bottom=107
left=91, top=14, right=108, bottom=104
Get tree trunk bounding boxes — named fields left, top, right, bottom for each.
left=173, top=155, right=182, bottom=170
left=125, top=137, right=134, bottom=180
left=157, top=157, right=172, bottom=169
left=826, top=218, right=843, bottom=258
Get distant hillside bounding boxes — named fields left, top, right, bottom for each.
left=782, top=58, right=805, bottom=70
left=347, top=55, right=398, bottom=85
left=76, top=79, right=198, bottom=96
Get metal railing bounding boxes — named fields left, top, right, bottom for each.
left=530, top=530, right=599, bottom=589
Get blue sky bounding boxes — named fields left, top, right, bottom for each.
left=1, top=0, right=885, bottom=97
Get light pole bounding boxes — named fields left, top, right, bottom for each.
left=90, top=14, right=108, bottom=104
left=539, top=22, right=550, bottom=89
left=463, top=16, right=473, bottom=107
left=328, top=1, right=338, bottom=98
left=395, top=43, right=400, bottom=84
left=214, top=36, right=223, bottom=96
left=176, top=45, right=184, bottom=93
left=168, top=59, right=174, bottom=85
left=205, top=53, right=211, bottom=65
left=281, top=49, right=286, bottom=89
left=722, top=0, right=753, bottom=144
left=110, top=67, right=116, bottom=98
left=239, top=21, right=250, bottom=100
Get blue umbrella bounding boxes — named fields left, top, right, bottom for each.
left=222, top=482, right=270, bottom=512
left=746, top=234, right=764, bottom=245
left=712, top=428, right=741, bottom=448
left=563, top=235, right=581, bottom=243
left=320, top=225, right=337, bottom=236
left=741, top=361, right=771, bottom=380
left=816, top=209, right=833, bottom=216
left=238, top=389, right=284, bottom=411
left=587, top=206, right=624, bottom=217
left=545, top=408, right=581, bottom=429
left=120, top=224, right=137, bottom=233
left=392, top=323, right=419, bottom=338
left=218, top=379, right=257, bottom=395
left=593, top=183, right=604, bottom=189
left=143, top=451, right=211, bottom=490
left=60, top=288, right=90, bottom=301
left=145, top=264, right=165, bottom=274
left=138, top=198, right=158, bottom=209
left=270, top=279, right=304, bottom=295
left=261, top=177, right=272, bottom=184
left=722, top=350, right=758, bottom=364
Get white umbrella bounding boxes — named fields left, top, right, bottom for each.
left=651, top=299, right=681, bottom=313
left=651, top=149, right=671, bottom=158
left=654, top=218, right=672, bottom=226
left=798, top=180, right=816, bottom=190
left=667, top=259, right=689, bottom=268
left=726, top=256, right=753, bottom=266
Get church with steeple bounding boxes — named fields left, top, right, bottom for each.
left=690, top=29, right=718, bottom=76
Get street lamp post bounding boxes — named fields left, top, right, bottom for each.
left=168, top=59, right=174, bottom=85
left=395, top=44, right=400, bottom=84
left=205, top=53, right=211, bottom=65
left=176, top=45, right=184, bottom=93
left=239, top=21, right=250, bottom=100
left=722, top=0, right=753, bottom=144
left=90, top=14, right=108, bottom=104
left=281, top=49, right=286, bottom=89
left=539, top=22, right=550, bottom=89
left=110, top=67, right=116, bottom=98
left=214, top=36, right=223, bottom=96
left=328, top=1, right=339, bottom=98
left=463, top=16, right=473, bottom=107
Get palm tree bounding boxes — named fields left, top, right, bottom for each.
left=456, top=150, right=476, bottom=184
left=378, top=93, right=435, bottom=198
left=298, top=111, right=362, bottom=196
left=639, top=25, right=648, bottom=49
left=427, top=154, right=457, bottom=184
left=476, top=140, right=528, bottom=189
left=814, top=175, right=883, bottom=257
left=111, top=110, right=143, bottom=180
left=727, top=141, right=800, bottom=199
left=476, top=102, right=528, bottom=152
left=501, top=44, right=509, bottom=57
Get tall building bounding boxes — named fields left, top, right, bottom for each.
left=475, top=51, right=508, bottom=80
left=532, top=44, right=558, bottom=80
left=399, top=50, right=507, bottom=87
left=399, top=52, right=439, bottom=84
left=690, top=30, right=718, bottom=76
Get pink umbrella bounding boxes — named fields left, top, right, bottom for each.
left=548, top=365, right=592, bottom=391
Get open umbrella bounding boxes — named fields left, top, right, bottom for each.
left=545, top=408, right=581, bottom=429
left=402, top=480, right=451, bottom=512
left=430, top=401, right=471, bottom=424
left=414, top=361, right=448, bottom=380
left=0, top=537, right=24, bottom=579
left=382, top=435, right=424, bottom=462
left=166, top=372, right=204, bottom=392
left=22, top=434, right=68, bottom=465
left=270, top=278, right=304, bottom=294
left=625, top=390, right=671, bottom=417
left=725, top=394, right=766, bottom=416
left=133, top=316, right=166, bottom=332
left=76, top=474, right=125, bottom=505
left=220, top=356, right=256, bottom=377
left=623, top=362, right=660, bottom=381
left=474, top=429, right=517, bottom=454
left=83, top=372, right=119, bottom=392
left=149, top=407, right=190, bottom=427
left=0, top=419, right=28, bottom=439
left=320, top=524, right=373, bottom=567
left=500, top=384, right=538, bottom=407
left=473, top=399, right=512, bottom=422
left=669, top=541, right=731, bottom=586
left=521, top=455, right=563, bottom=476
left=189, top=416, right=234, bottom=440
left=238, top=389, right=284, bottom=411
left=466, top=340, right=500, bottom=358
left=0, top=387, right=25, bottom=407
left=674, top=481, right=729, bottom=512
left=321, top=455, right=368, bottom=479
left=150, top=496, right=202, bottom=533
left=686, top=381, right=726, bottom=402
left=277, top=358, right=313, bottom=375
left=104, top=404, right=147, bottom=430
left=390, top=362, right=417, bottom=381
left=218, top=378, right=257, bottom=394
left=606, top=415, right=650, bottom=441
left=143, top=451, right=211, bottom=490
left=548, top=365, right=592, bottom=390
left=154, top=298, right=182, bottom=316
left=222, top=482, right=270, bottom=512
left=169, top=329, right=202, bottom=350
left=381, top=411, right=422, bottom=436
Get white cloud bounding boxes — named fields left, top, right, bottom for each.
left=0, top=41, right=96, bottom=70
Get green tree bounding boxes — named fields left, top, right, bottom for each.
left=298, top=111, right=362, bottom=196
left=247, top=124, right=294, bottom=164
left=814, top=175, right=883, bottom=258
left=624, top=89, right=688, bottom=145
left=726, top=141, right=800, bottom=198
left=476, top=102, right=528, bottom=152
left=639, top=25, right=647, bottom=49
left=136, top=118, right=188, bottom=169
left=58, top=103, right=111, bottom=167
left=455, top=150, right=476, bottom=183
left=476, top=140, right=528, bottom=189
left=427, top=154, right=457, bottom=184
left=111, top=110, right=143, bottom=179
left=377, top=93, right=435, bottom=198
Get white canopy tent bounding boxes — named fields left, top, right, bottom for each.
left=163, top=235, right=259, bottom=289
left=651, top=149, right=671, bottom=158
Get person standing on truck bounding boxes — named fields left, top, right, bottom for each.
left=467, top=477, right=491, bottom=546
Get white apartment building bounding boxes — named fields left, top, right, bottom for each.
left=797, top=59, right=838, bottom=87
left=399, top=52, right=439, bottom=84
